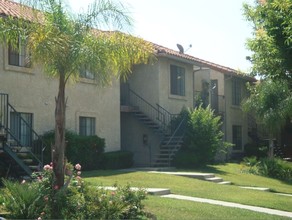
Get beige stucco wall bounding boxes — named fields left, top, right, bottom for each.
left=125, top=62, right=160, bottom=106
left=224, top=75, right=249, bottom=153
left=0, top=45, right=121, bottom=152
left=121, top=113, right=161, bottom=166
left=158, top=57, right=194, bottom=114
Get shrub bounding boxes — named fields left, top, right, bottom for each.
left=241, top=157, right=292, bottom=182
left=244, top=141, right=268, bottom=158
left=102, top=151, right=133, bottom=170
left=84, top=185, right=147, bottom=219
left=41, top=130, right=105, bottom=170
left=257, top=158, right=292, bottom=181
left=174, top=106, right=231, bottom=168
left=1, top=179, right=46, bottom=219
left=172, top=151, right=201, bottom=168
left=1, top=163, right=148, bottom=219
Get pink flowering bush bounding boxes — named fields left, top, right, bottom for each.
left=1, top=163, right=148, bottom=219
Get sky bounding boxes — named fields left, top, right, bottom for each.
left=69, top=0, right=255, bottom=72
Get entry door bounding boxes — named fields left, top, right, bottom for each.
left=211, top=80, right=219, bottom=113
left=10, top=112, right=33, bottom=146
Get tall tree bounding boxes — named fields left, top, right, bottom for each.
left=243, top=0, right=292, bottom=83
left=0, top=0, right=153, bottom=188
left=242, top=80, right=292, bottom=157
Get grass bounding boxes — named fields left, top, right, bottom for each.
left=83, top=163, right=292, bottom=214
left=1, top=163, right=291, bottom=219
left=144, top=196, right=291, bottom=220
left=192, top=163, right=292, bottom=193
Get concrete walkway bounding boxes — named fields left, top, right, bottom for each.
left=118, top=169, right=292, bottom=218
left=103, top=186, right=292, bottom=218
left=161, top=194, right=292, bottom=218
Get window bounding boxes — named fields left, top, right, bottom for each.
left=232, top=125, right=242, bottom=150
left=79, top=117, right=96, bottom=136
left=10, top=112, right=33, bottom=146
left=232, top=79, right=241, bottom=105
left=8, top=37, right=31, bottom=67
left=80, top=67, right=95, bottom=80
left=170, top=65, right=185, bottom=96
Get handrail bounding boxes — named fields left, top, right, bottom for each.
left=156, top=104, right=179, bottom=134
left=166, top=115, right=187, bottom=166
left=8, top=103, right=46, bottom=167
left=128, top=88, right=171, bottom=134
left=5, top=127, right=42, bottom=165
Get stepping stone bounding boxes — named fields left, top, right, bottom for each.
left=240, top=186, right=270, bottom=191
left=217, top=181, right=232, bottom=185
left=274, top=193, right=292, bottom=197
left=205, top=177, right=223, bottom=183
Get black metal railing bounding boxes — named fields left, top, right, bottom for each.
left=0, top=92, right=46, bottom=173
left=7, top=103, right=46, bottom=167
left=166, top=115, right=187, bottom=166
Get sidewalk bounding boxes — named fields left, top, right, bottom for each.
left=104, top=186, right=292, bottom=218
left=161, top=194, right=292, bottom=218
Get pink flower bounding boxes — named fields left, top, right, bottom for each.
left=77, top=171, right=81, bottom=176
left=43, top=164, right=52, bottom=171
left=54, top=185, right=59, bottom=190
left=75, top=163, right=81, bottom=171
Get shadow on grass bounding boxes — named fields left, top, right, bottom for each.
left=82, top=169, right=137, bottom=178
left=177, top=164, right=229, bottom=175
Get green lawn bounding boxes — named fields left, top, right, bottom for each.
left=83, top=162, right=292, bottom=219
left=144, top=196, right=291, bottom=220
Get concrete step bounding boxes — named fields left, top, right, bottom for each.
left=149, top=171, right=215, bottom=180
left=217, top=181, right=232, bottom=185
left=205, top=177, right=223, bottom=183
left=240, top=186, right=270, bottom=191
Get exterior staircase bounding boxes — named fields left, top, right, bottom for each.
left=121, top=86, right=186, bottom=167
left=0, top=93, right=46, bottom=178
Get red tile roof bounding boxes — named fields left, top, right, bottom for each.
left=0, top=0, right=255, bottom=82
left=153, top=43, right=255, bottom=81
left=0, top=0, right=38, bottom=21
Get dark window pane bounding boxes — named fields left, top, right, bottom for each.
left=170, top=65, right=185, bottom=96
left=232, top=125, right=242, bottom=150
left=79, top=117, right=96, bottom=136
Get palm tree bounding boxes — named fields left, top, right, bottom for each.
left=0, top=0, right=154, bottom=188
left=242, top=80, right=292, bottom=157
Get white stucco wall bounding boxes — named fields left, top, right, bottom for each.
left=0, top=45, right=121, bottom=152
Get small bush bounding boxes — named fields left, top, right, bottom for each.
left=41, top=130, right=105, bottom=170
left=258, top=158, right=292, bottom=181
left=102, top=151, right=133, bottom=169
left=173, top=106, right=231, bottom=168
left=241, top=157, right=292, bottom=182
left=84, top=185, right=147, bottom=219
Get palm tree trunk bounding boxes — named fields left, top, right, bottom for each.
left=52, top=73, right=66, bottom=188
